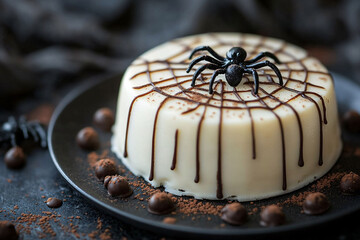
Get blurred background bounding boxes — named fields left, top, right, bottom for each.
left=1, top=1, right=360, bottom=239
left=0, top=0, right=359, bottom=121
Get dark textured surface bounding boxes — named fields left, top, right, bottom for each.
left=0, top=148, right=160, bottom=239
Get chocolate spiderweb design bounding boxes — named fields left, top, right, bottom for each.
left=123, top=34, right=329, bottom=199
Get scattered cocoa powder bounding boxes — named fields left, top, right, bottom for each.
left=311, top=172, right=345, bottom=190
left=280, top=172, right=345, bottom=206
left=282, top=191, right=314, bottom=206
left=176, top=197, right=223, bottom=216
left=16, top=212, right=58, bottom=238
left=128, top=178, right=224, bottom=216
left=87, top=150, right=109, bottom=168
left=0, top=208, right=112, bottom=239
left=86, top=217, right=112, bottom=240
left=96, top=217, right=102, bottom=230
left=163, top=217, right=176, bottom=224
left=248, top=207, right=259, bottom=216
left=99, top=228, right=112, bottom=240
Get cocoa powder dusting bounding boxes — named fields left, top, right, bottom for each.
left=0, top=208, right=112, bottom=239
left=281, top=172, right=345, bottom=206
left=87, top=150, right=109, bottom=168
left=175, top=197, right=223, bottom=216
left=87, top=218, right=111, bottom=240
left=311, top=172, right=345, bottom=190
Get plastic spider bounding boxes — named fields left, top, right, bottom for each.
left=186, top=46, right=283, bottom=94
left=0, top=116, right=47, bottom=148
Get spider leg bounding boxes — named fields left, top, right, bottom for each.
left=244, top=52, right=281, bottom=64
left=30, top=122, right=47, bottom=148
left=27, top=122, right=40, bottom=144
left=8, top=116, right=19, bottom=146
left=8, top=116, right=17, bottom=129
left=245, top=69, right=259, bottom=94
left=186, top=55, right=223, bottom=73
left=19, top=116, right=29, bottom=139
left=189, top=45, right=225, bottom=61
left=191, top=63, right=219, bottom=87
left=209, top=69, right=226, bottom=94
left=10, top=133, right=17, bottom=147
left=245, top=60, right=283, bottom=86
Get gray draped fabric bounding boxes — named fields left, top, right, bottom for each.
left=0, top=0, right=359, bottom=110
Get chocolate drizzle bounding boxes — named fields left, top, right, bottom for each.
left=217, top=81, right=224, bottom=199
left=122, top=34, right=330, bottom=199
left=171, top=129, right=178, bottom=170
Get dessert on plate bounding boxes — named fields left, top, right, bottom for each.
left=112, top=33, right=342, bottom=201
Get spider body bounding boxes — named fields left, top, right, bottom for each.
left=186, top=46, right=283, bottom=94
left=0, top=116, right=47, bottom=148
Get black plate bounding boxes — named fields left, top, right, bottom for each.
left=48, top=73, right=360, bottom=239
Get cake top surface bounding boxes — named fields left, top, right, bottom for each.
left=123, top=33, right=332, bottom=122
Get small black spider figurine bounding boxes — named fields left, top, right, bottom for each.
left=0, top=116, right=47, bottom=148
left=186, top=46, right=284, bottom=94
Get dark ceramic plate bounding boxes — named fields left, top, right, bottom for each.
left=48, top=73, right=360, bottom=239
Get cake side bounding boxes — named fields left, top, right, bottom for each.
left=112, top=33, right=342, bottom=201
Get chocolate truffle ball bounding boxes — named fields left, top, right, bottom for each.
left=104, top=175, right=132, bottom=197
left=93, top=108, right=115, bottom=132
left=340, top=172, right=360, bottom=194
left=148, top=192, right=175, bottom=215
left=95, top=159, right=117, bottom=181
left=303, top=192, right=330, bottom=215
left=46, top=197, right=63, bottom=208
left=0, top=221, right=18, bottom=240
left=260, top=205, right=285, bottom=227
left=343, top=110, right=360, bottom=132
left=76, top=127, right=100, bottom=150
left=4, top=146, right=26, bottom=169
left=221, top=202, right=248, bottom=225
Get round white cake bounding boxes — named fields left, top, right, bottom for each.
left=112, top=33, right=342, bottom=201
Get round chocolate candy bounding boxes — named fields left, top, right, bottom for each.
left=260, top=205, right=285, bottom=227
left=221, top=202, right=248, bottom=225
left=93, top=108, right=115, bottom=132
left=0, top=221, right=18, bottom=240
left=95, top=159, right=117, bottom=181
left=340, top=172, right=360, bottom=194
left=148, top=192, right=175, bottom=215
left=4, top=146, right=26, bottom=169
left=343, top=110, right=360, bottom=132
left=76, top=127, right=100, bottom=150
left=104, top=175, right=132, bottom=197
left=303, top=192, right=330, bottom=215
left=46, top=197, right=63, bottom=208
